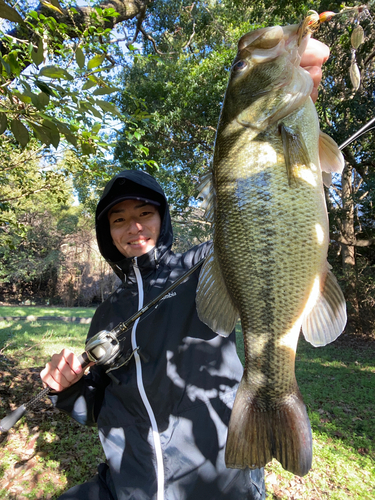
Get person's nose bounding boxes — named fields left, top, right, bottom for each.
left=128, top=219, right=142, bottom=233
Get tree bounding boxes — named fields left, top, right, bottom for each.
left=315, top=4, right=375, bottom=332
left=0, top=0, right=158, bottom=235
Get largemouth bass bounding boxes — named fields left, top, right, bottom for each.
left=196, top=19, right=347, bottom=477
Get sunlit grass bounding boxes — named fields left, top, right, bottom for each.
left=0, top=305, right=96, bottom=318
left=0, top=320, right=89, bottom=367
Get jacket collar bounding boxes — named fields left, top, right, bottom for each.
left=111, top=243, right=170, bottom=284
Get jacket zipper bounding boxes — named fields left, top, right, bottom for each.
left=132, top=257, right=165, bottom=500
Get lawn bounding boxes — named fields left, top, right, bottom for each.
left=0, top=305, right=96, bottom=319
left=0, top=308, right=374, bottom=499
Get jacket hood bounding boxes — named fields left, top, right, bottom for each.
left=96, top=170, right=173, bottom=278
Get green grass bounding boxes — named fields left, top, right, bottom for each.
left=0, top=305, right=96, bottom=318
left=0, top=313, right=103, bottom=499
left=0, top=320, right=90, bottom=366
left=0, top=313, right=374, bottom=499
left=235, top=325, right=375, bottom=499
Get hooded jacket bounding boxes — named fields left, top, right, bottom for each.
left=52, top=170, right=265, bottom=500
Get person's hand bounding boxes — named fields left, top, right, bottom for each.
left=40, top=348, right=86, bottom=392
left=301, top=38, right=330, bottom=102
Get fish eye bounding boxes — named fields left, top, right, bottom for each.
left=233, top=60, right=247, bottom=72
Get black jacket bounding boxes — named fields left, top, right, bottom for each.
left=52, top=170, right=265, bottom=500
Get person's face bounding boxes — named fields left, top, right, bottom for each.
left=108, top=199, right=161, bottom=259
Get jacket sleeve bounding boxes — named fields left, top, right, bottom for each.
left=186, top=240, right=213, bottom=266
left=49, top=363, right=110, bottom=426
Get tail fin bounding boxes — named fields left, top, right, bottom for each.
left=225, top=378, right=312, bottom=476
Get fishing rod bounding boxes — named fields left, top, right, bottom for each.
left=0, top=257, right=205, bottom=433
left=339, top=116, right=375, bottom=150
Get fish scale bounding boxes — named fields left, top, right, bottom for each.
left=196, top=20, right=346, bottom=476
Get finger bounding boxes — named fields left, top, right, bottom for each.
left=53, top=350, right=83, bottom=385
left=301, top=39, right=330, bottom=68
left=40, top=362, right=68, bottom=392
left=303, top=65, right=323, bottom=103
left=40, top=349, right=83, bottom=391
left=62, top=349, right=83, bottom=376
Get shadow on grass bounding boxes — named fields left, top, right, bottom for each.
left=0, top=357, right=104, bottom=499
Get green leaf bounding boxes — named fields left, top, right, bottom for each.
left=6, top=52, right=20, bottom=76
left=37, top=92, right=50, bottom=108
left=85, top=103, right=103, bottom=119
left=21, top=89, right=39, bottom=107
left=28, top=121, right=52, bottom=146
left=81, top=141, right=95, bottom=156
left=0, top=112, right=7, bottom=134
left=15, top=92, right=32, bottom=104
left=42, top=119, right=60, bottom=148
left=39, top=65, right=74, bottom=81
left=0, top=0, right=24, bottom=24
left=31, top=39, right=44, bottom=67
left=96, top=100, right=122, bottom=117
left=87, top=54, right=105, bottom=70
left=0, top=55, right=11, bottom=75
left=92, top=122, right=102, bottom=134
left=11, top=119, right=29, bottom=147
left=54, top=121, right=78, bottom=146
left=41, top=1, right=63, bottom=14
left=76, top=47, right=85, bottom=69
left=34, top=80, right=58, bottom=97
left=92, top=87, right=119, bottom=96
left=82, top=80, right=97, bottom=91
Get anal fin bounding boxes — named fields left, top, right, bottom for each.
left=302, top=267, right=347, bottom=347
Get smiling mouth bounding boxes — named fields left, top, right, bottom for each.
left=128, top=239, right=149, bottom=246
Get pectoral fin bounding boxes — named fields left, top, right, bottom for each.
left=319, top=131, right=345, bottom=186
left=196, top=245, right=239, bottom=336
left=279, top=123, right=311, bottom=187
left=302, top=267, right=347, bottom=347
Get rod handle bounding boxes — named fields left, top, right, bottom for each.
left=0, top=404, right=27, bottom=433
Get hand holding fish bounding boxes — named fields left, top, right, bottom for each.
left=301, top=38, right=330, bottom=102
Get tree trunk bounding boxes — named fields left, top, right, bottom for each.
left=341, top=163, right=356, bottom=269
left=340, top=162, right=359, bottom=331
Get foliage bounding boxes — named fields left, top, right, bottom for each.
left=0, top=0, right=124, bottom=153
left=0, top=0, right=156, bottom=232
left=314, top=2, right=375, bottom=331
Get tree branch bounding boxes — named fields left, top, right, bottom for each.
left=1, top=0, right=154, bottom=57
left=330, top=233, right=375, bottom=247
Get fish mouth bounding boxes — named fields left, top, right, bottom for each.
left=238, top=13, right=318, bottom=64
left=237, top=23, right=307, bottom=67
